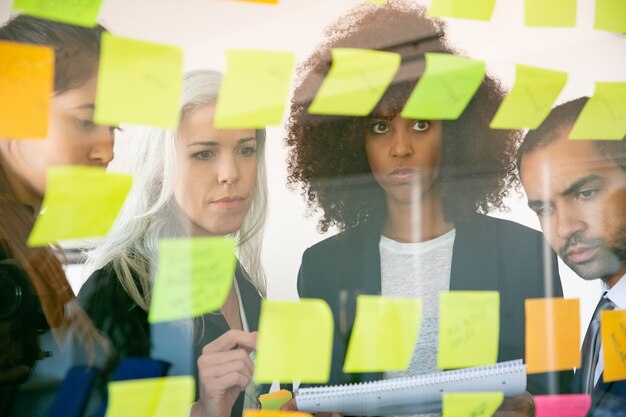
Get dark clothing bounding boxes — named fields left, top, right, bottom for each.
left=587, top=374, right=626, bottom=417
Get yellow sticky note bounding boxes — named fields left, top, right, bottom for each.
left=490, top=65, right=568, bottom=130
left=308, top=48, right=400, bottom=117
left=401, top=53, right=485, bottom=120
left=258, top=390, right=293, bottom=411
left=569, top=82, right=626, bottom=140
left=0, top=41, right=53, bottom=139
left=442, top=392, right=504, bottom=417
left=365, top=0, right=386, bottom=4
left=214, top=49, right=295, bottom=128
left=245, top=411, right=312, bottom=417
left=525, top=298, right=580, bottom=374
left=601, top=309, right=626, bottom=383
left=233, top=0, right=279, bottom=3
left=525, top=0, right=577, bottom=27
left=13, top=0, right=103, bottom=28
left=438, top=291, right=499, bottom=369
left=428, top=0, right=497, bottom=21
left=343, top=295, right=422, bottom=373
left=148, top=237, right=237, bottom=323
left=94, top=33, right=183, bottom=129
left=594, top=0, right=626, bottom=33
left=255, top=299, right=333, bottom=383
left=105, top=376, right=194, bottom=417
left=28, top=167, right=132, bottom=247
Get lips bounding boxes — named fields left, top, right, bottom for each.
left=388, top=167, right=418, bottom=183
left=211, top=196, right=244, bottom=209
left=566, top=246, right=600, bottom=264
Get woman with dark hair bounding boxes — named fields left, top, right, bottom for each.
left=286, top=1, right=570, bottom=411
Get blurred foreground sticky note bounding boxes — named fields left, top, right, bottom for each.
left=94, top=33, right=183, bottom=129
left=105, top=376, right=194, bottom=417
left=148, top=237, right=237, bottom=323
left=595, top=0, right=626, bottom=33
left=569, top=82, right=626, bottom=140
left=442, top=392, right=503, bottom=417
left=255, top=299, right=333, bottom=383
left=601, top=309, right=626, bottom=383
left=490, top=65, right=567, bottom=130
left=343, top=295, right=422, bottom=372
left=258, top=390, right=293, bottom=410
left=308, top=48, right=400, bottom=116
left=13, top=0, right=103, bottom=27
left=534, top=394, right=591, bottom=417
left=525, top=298, right=580, bottom=374
left=0, top=41, right=53, bottom=139
left=245, top=411, right=312, bottom=417
left=428, top=0, right=497, bottom=21
left=28, top=167, right=131, bottom=246
left=214, top=49, right=295, bottom=128
left=401, top=53, right=485, bottom=120
left=525, top=0, right=577, bottom=27
left=438, top=291, right=499, bottom=369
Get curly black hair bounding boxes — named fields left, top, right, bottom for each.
left=286, top=0, right=520, bottom=233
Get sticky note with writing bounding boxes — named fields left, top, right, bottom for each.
left=12, top=0, right=103, bottom=28
left=148, top=237, right=237, bottom=323
left=214, top=49, right=295, bottom=128
left=524, top=0, right=576, bottom=27
left=534, top=394, right=591, bottom=417
left=27, top=166, right=131, bottom=247
left=343, top=295, right=422, bottom=373
left=525, top=298, right=580, bottom=374
left=428, top=0, right=497, bottom=21
left=601, top=309, right=626, bottom=383
left=569, top=82, right=626, bottom=140
left=254, top=299, right=333, bottom=383
left=0, top=41, right=53, bottom=139
left=490, top=65, right=567, bottom=130
left=401, top=53, right=485, bottom=121
left=308, top=48, right=400, bottom=116
left=94, top=33, right=183, bottom=129
left=442, top=392, right=503, bottom=417
left=594, top=0, right=626, bottom=33
left=437, top=291, right=499, bottom=369
left=105, top=376, right=194, bottom=417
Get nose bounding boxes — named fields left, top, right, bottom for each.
left=217, top=154, right=240, bottom=185
left=389, top=130, right=412, bottom=158
left=89, top=126, right=115, bottom=167
left=554, top=203, right=585, bottom=241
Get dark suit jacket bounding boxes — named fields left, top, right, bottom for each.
left=298, top=213, right=572, bottom=395
left=587, top=374, right=626, bottom=416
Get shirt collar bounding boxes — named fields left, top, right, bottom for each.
left=601, top=272, right=626, bottom=309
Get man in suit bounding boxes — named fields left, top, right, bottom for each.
left=518, top=97, right=626, bottom=416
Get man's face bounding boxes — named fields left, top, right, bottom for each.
left=520, top=130, right=626, bottom=282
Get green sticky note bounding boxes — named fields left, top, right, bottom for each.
left=401, top=53, right=485, bottom=120
left=343, top=295, right=422, bottom=373
left=525, top=0, right=577, bottom=27
left=595, top=0, right=626, bottom=33
left=214, top=49, right=295, bottom=128
left=94, top=33, right=183, bottom=129
left=569, top=82, right=626, bottom=140
left=105, top=376, right=194, bottom=417
left=438, top=291, right=500, bottom=369
left=308, top=48, right=400, bottom=116
left=148, top=237, right=237, bottom=323
left=490, top=65, right=568, bottom=130
left=28, top=166, right=131, bottom=247
left=12, top=0, right=103, bottom=28
left=365, top=0, right=386, bottom=4
left=442, top=392, right=504, bottom=417
left=254, top=299, right=333, bottom=383
left=428, top=0, right=497, bottom=21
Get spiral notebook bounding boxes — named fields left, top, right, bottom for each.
left=295, top=359, right=526, bottom=416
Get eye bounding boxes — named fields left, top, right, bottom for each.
left=577, top=189, right=598, bottom=201
left=192, top=150, right=214, bottom=160
left=532, top=204, right=554, bottom=217
left=411, top=120, right=431, bottom=132
left=370, top=121, right=389, bottom=134
left=238, top=146, right=257, bottom=157
left=75, top=118, right=96, bottom=131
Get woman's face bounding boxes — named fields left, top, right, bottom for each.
left=174, top=103, right=258, bottom=236
left=364, top=115, right=443, bottom=205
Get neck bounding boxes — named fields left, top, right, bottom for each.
left=604, top=265, right=626, bottom=289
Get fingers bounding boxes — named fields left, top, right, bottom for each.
left=197, top=348, right=254, bottom=378
left=202, top=329, right=257, bottom=354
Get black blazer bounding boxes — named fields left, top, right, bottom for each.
left=588, top=374, right=626, bottom=416
left=298, top=213, right=572, bottom=395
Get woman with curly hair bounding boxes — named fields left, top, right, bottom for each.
left=286, top=0, right=570, bottom=406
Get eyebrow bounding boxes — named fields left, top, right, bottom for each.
left=561, top=174, right=603, bottom=196
left=188, top=137, right=256, bottom=147
left=71, top=103, right=95, bottom=110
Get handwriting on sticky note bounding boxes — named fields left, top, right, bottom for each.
left=401, top=53, right=485, bottom=121
left=148, top=237, right=237, bottom=323
left=594, top=0, right=626, bottom=33
left=27, top=167, right=131, bottom=247
left=308, top=48, right=400, bottom=116
left=437, top=291, right=499, bottom=369
left=105, top=376, right=194, bottom=417
left=525, top=298, right=580, bottom=374
left=343, top=295, right=422, bottom=373
left=490, top=65, right=567, bottom=130
left=525, top=0, right=576, bottom=27
left=442, top=392, right=503, bottom=417
left=12, top=0, right=103, bottom=27
left=428, top=0, right=497, bottom=21
left=569, top=82, right=626, bottom=140
left=254, top=299, right=333, bottom=383
left=0, top=41, right=53, bottom=139
left=214, top=49, right=295, bottom=128
left=601, top=309, right=626, bottom=383
left=534, top=394, right=591, bottom=417
left=94, top=33, right=183, bottom=129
